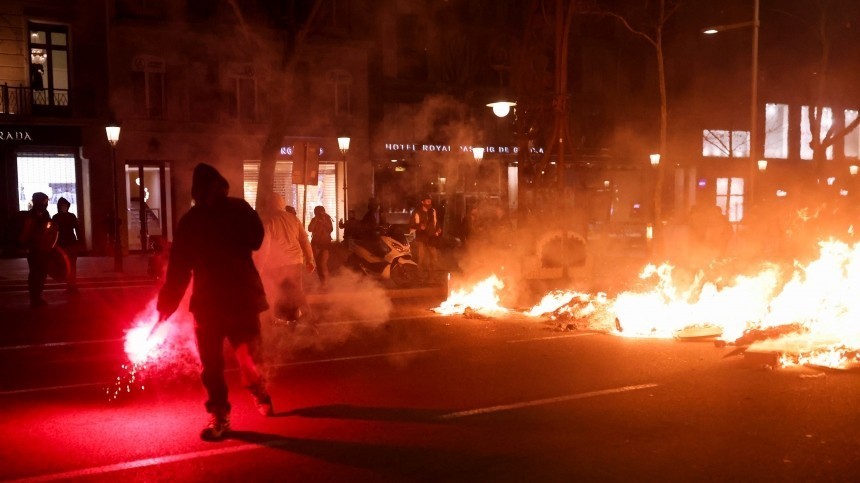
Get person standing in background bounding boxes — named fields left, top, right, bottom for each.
left=52, top=197, right=79, bottom=294
left=19, top=192, right=55, bottom=308
left=307, top=205, right=333, bottom=288
left=410, top=194, right=442, bottom=284
left=254, top=194, right=315, bottom=326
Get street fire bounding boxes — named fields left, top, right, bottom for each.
left=434, top=240, right=860, bottom=369
left=432, top=274, right=508, bottom=316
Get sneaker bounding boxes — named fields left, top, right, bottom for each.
left=254, top=393, right=274, bottom=417
left=200, top=413, right=230, bottom=441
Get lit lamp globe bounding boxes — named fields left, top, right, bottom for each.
left=757, top=159, right=768, bottom=172
left=472, top=147, right=484, bottom=162
left=487, top=101, right=516, bottom=118
left=337, top=136, right=350, bottom=155
left=649, top=153, right=661, bottom=167
left=850, top=165, right=859, bottom=176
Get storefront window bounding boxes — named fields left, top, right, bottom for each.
left=845, top=110, right=859, bottom=159
left=764, top=103, right=789, bottom=159
left=716, top=177, right=744, bottom=223
left=17, top=153, right=77, bottom=216
left=801, top=106, right=833, bottom=160
left=703, top=129, right=749, bottom=158
left=243, top=161, right=339, bottom=230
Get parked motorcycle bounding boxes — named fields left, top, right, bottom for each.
left=345, top=224, right=420, bottom=287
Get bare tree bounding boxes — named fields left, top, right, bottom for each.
left=585, top=0, right=682, bottom=225
left=803, top=0, right=860, bottom=173
left=227, top=0, right=324, bottom=210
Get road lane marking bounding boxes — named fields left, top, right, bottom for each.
left=315, top=312, right=446, bottom=327
left=9, top=384, right=659, bottom=482
left=506, top=332, right=597, bottom=343
left=0, top=339, right=123, bottom=352
left=437, top=383, right=660, bottom=420
left=0, top=314, right=443, bottom=351
left=7, top=442, right=276, bottom=482
left=269, top=349, right=439, bottom=368
left=0, top=349, right=441, bottom=396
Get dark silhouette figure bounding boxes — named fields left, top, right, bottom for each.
left=308, top=205, right=333, bottom=288
left=157, top=163, right=273, bottom=441
left=52, top=197, right=80, bottom=293
left=19, top=192, right=55, bottom=308
left=410, top=194, right=442, bottom=284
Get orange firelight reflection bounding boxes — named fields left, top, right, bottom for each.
left=432, top=274, right=509, bottom=316
left=433, top=240, right=860, bottom=368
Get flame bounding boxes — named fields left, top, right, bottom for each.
left=108, top=296, right=199, bottom=401
left=433, top=240, right=860, bottom=369
left=124, top=315, right=169, bottom=365
left=432, top=274, right=509, bottom=316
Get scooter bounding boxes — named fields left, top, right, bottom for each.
left=345, top=224, right=421, bottom=287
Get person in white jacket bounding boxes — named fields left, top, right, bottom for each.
left=254, top=192, right=315, bottom=325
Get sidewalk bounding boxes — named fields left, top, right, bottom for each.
left=0, top=254, right=153, bottom=287
left=0, top=254, right=448, bottom=300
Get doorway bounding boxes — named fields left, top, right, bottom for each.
left=125, top=162, right=171, bottom=252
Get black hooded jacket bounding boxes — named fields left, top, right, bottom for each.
left=157, top=164, right=267, bottom=320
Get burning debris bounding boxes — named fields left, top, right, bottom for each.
left=432, top=274, right=509, bottom=317
left=432, top=239, right=860, bottom=369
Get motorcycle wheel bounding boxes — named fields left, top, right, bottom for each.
left=391, top=262, right=420, bottom=287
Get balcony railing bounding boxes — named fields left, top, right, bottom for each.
left=0, top=84, right=70, bottom=116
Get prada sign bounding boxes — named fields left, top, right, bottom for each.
left=0, top=130, right=33, bottom=141
left=0, top=125, right=81, bottom=145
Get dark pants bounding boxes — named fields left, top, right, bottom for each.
left=275, top=263, right=307, bottom=320
left=61, top=244, right=78, bottom=289
left=27, top=251, right=49, bottom=303
left=312, top=243, right=330, bottom=284
left=194, top=308, right=266, bottom=415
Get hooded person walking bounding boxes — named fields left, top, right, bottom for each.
left=156, top=163, right=273, bottom=441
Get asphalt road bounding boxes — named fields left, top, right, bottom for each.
left=1, top=285, right=860, bottom=482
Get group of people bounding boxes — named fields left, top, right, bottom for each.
left=20, top=192, right=80, bottom=308
left=20, top=162, right=444, bottom=442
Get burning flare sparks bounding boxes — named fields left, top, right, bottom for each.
left=433, top=240, right=860, bottom=369
left=107, top=302, right=175, bottom=401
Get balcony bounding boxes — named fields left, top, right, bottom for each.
left=0, top=84, right=70, bottom=117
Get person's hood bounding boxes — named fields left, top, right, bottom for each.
left=267, top=192, right=286, bottom=213
left=191, top=163, right=229, bottom=204
left=57, top=197, right=70, bottom=209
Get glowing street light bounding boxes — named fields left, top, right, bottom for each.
left=850, top=165, right=858, bottom=176
left=486, top=100, right=516, bottom=118
left=338, top=135, right=350, bottom=230
left=472, top=147, right=484, bottom=162
left=105, top=121, right=123, bottom=272
left=758, top=159, right=768, bottom=172
left=650, top=153, right=661, bottom=167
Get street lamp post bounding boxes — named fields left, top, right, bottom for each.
left=338, top=136, right=350, bottom=235
left=105, top=122, right=122, bottom=272
left=472, top=147, right=484, bottom=193
left=704, top=0, right=760, bottom=205
left=648, top=154, right=661, bottom=248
